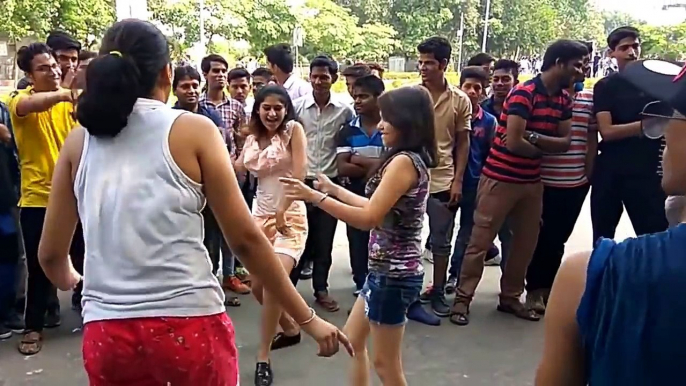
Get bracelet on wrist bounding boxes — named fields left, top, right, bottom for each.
left=298, top=307, right=317, bottom=326
left=315, top=193, right=329, bottom=206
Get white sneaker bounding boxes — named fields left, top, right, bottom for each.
left=422, top=248, right=434, bottom=264
left=484, top=254, right=502, bottom=266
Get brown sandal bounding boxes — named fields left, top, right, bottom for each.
left=18, top=331, right=43, bottom=356
left=315, top=293, right=339, bottom=312
left=497, top=303, right=541, bottom=321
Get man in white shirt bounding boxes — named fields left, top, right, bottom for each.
left=263, top=43, right=312, bottom=101
left=290, top=55, right=354, bottom=313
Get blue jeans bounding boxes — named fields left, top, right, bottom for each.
left=361, top=272, right=423, bottom=326
left=449, top=186, right=511, bottom=279
left=221, top=240, right=234, bottom=276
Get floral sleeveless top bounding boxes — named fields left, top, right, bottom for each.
left=365, top=151, right=429, bottom=278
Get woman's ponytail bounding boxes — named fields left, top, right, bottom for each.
left=76, top=53, right=142, bottom=138
left=75, top=19, right=172, bottom=138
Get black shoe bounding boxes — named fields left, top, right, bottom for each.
left=0, top=325, right=12, bottom=340
left=44, top=309, right=61, bottom=329
left=270, top=332, right=301, bottom=351
left=254, top=362, right=273, bottom=386
left=5, top=312, right=25, bottom=333
left=419, top=287, right=434, bottom=304
left=71, top=293, right=83, bottom=313
left=445, top=276, right=458, bottom=295
left=431, top=293, right=451, bottom=317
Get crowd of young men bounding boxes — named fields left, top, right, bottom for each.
left=0, top=25, right=672, bottom=356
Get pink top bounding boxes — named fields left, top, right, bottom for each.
left=242, top=121, right=304, bottom=217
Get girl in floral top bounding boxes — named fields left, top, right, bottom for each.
left=281, top=86, right=437, bottom=386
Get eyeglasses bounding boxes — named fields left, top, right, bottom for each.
left=640, top=101, right=686, bottom=139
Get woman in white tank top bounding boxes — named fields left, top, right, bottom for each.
left=236, top=85, right=308, bottom=385
left=36, top=19, right=351, bottom=386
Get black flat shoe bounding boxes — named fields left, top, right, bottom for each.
left=271, top=332, right=301, bottom=351
left=254, top=361, right=273, bottom=386
left=44, top=309, right=61, bottom=329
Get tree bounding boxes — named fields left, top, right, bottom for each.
left=601, top=10, right=646, bottom=36
left=486, top=0, right=558, bottom=57
left=552, top=0, right=603, bottom=42
left=640, top=23, right=686, bottom=61
left=149, top=0, right=252, bottom=59
left=239, top=0, right=297, bottom=56
left=298, top=0, right=359, bottom=59
left=0, top=0, right=59, bottom=40
left=0, top=0, right=114, bottom=45
left=148, top=0, right=200, bottom=59
left=50, top=0, right=116, bottom=47
left=352, top=23, right=398, bottom=62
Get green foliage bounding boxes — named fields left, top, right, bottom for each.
left=0, top=0, right=114, bottom=44
left=242, top=0, right=297, bottom=56
left=2, top=0, right=682, bottom=65
left=298, top=0, right=359, bottom=58
left=601, top=10, right=646, bottom=36
left=639, top=23, right=686, bottom=62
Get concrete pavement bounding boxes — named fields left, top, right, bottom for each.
left=0, top=196, right=635, bottom=386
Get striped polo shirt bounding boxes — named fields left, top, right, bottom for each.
left=541, top=90, right=594, bottom=187
left=482, top=75, right=573, bottom=183
left=336, top=116, right=384, bottom=159
left=336, top=115, right=385, bottom=190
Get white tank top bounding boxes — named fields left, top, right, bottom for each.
left=74, top=98, right=225, bottom=323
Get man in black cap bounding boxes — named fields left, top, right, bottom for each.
left=46, top=30, right=81, bottom=87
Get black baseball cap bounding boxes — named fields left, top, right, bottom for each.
left=620, top=59, right=686, bottom=117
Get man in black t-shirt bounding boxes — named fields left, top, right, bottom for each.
left=591, top=26, right=668, bottom=241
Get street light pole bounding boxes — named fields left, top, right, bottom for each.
left=481, top=0, right=491, bottom=52
left=457, top=13, right=465, bottom=71
left=199, top=0, right=205, bottom=57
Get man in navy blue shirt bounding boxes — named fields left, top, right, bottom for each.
left=172, top=66, right=225, bottom=132
left=172, top=65, right=241, bottom=307
left=444, top=67, right=501, bottom=295
left=336, top=75, right=385, bottom=296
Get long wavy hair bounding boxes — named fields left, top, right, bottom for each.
left=249, top=85, right=297, bottom=139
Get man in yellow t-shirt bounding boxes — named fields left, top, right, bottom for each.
left=8, top=42, right=79, bottom=356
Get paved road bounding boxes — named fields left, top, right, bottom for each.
left=0, top=196, right=635, bottom=386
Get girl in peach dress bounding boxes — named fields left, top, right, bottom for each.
left=235, top=85, right=308, bottom=386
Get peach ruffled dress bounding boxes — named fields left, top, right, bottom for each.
left=242, top=121, right=308, bottom=261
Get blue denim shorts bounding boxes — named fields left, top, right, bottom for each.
left=360, top=272, right=424, bottom=326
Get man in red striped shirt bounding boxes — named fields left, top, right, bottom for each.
left=450, top=40, right=589, bottom=326
left=525, top=42, right=598, bottom=314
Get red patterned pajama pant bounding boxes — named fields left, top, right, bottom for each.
left=82, top=313, right=238, bottom=386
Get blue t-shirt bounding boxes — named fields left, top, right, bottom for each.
left=462, top=107, right=497, bottom=188
left=577, top=224, right=686, bottom=385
